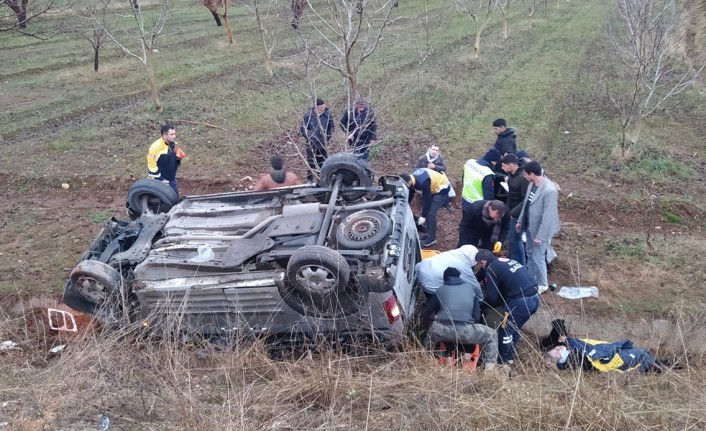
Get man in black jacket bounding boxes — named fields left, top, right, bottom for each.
left=457, top=200, right=510, bottom=251
left=421, top=267, right=498, bottom=370
left=492, top=118, right=517, bottom=156
left=500, top=154, right=530, bottom=264
left=300, top=98, right=335, bottom=183
left=476, top=249, right=539, bottom=364
left=340, top=99, right=377, bottom=160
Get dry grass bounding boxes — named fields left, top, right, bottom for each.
left=2, top=305, right=706, bottom=430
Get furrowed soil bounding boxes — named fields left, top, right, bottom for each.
left=2, top=0, right=706, bottom=429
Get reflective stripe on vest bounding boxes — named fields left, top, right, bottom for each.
left=462, top=160, right=493, bottom=202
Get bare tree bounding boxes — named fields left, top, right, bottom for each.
left=607, top=0, right=705, bottom=155
left=495, top=0, right=511, bottom=39
left=203, top=0, right=234, bottom=44
left=88, top=0, right=174, bottom=111
left=294, top=0, right=399, bottom=99
left=453, top=0, right=494, bottom=58
left=1, top=0, right=56, bottom=31
left=520, top=0, right=535, bottom=29
left=244, top=0, right=282, bottom=76
left=67, top=0, right=118, bottom=71
left=415, top=0, right=435, bottom=84
left=290, top=0, right=305, bottom=30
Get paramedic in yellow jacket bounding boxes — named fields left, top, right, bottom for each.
left=401, top=168, right=450, bottom=248
left=147, top=124, right=184, bottom=196
left=460, top=148, right=500, bottom=211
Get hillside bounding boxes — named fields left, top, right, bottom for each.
left=1, top=0, right=706, bottom=428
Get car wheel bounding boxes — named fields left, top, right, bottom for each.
left=127, top=178, right=179, bottom=216
left=336, top=210, right=392, bottom=250
left=69, top=260, right=122, bottom=305
left=319, top=153, right=373, bottom=201
left=284, top=245, right=365, bottom=316
left=287, top=246, right=350, bottom=296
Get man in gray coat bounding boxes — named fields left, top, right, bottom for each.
left=516, top=161, right=560, bottom=293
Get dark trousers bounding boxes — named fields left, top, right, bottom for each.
left=306, top=146, right=327, bottom=182
left=498, top=294, right=539, bottom=362
left=349, top=140, right=370, bottom=160
left=424, top=191, right=449, bottom=243
left=168, top=179, right=179, bottom=197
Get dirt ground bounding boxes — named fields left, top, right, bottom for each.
left=1, top=137, right=704, bottom=321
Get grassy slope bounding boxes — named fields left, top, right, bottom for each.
left=0, top=0, right=705, bottom=310
left=3, top=2, right=706, bottom=430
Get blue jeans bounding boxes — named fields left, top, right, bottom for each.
left=508, top=217, right=526, bottom=265
left=498, top=294, right=540, bottom=362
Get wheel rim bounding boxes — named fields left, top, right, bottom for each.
left=343, top=215, right=381, bottom=241
left=295, top=265, right=338, bottom=294
left=74, top=275, right=110, bottom=303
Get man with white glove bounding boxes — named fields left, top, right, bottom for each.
left=401, top=168, right=450, bottom=248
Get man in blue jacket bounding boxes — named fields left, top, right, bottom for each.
left=300, top=98, right=335, bottom=183
left=340, top=99, right=377, bottom=160
left=421, top=267, right=498, bottom=371
left=401, top=168, right=450, bottom=248
left=476, top=249, right=539, bottom=364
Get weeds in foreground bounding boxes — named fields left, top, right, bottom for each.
left=1, top=299, right=706, bottom=430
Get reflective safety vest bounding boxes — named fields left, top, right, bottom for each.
left=577, top=338, right=642, bottom=373
left=462, top=159, right=493, bottom=203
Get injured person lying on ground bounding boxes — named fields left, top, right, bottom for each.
left=541, top=319, right=676, bottom=373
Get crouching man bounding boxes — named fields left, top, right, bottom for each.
left=421, top=267, right=498, bottom=371
left=476, top=249, right=540, bottom=365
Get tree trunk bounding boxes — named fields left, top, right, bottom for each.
left=211, top=10, right=222, bottom=26
left=7, top=1, right=28, bottom=28
left=503, top=17, right=508, bottom=39
left=474, top=30, right=482, bottom=58
left=223, top=14, right=233, bottom=45
left=254, top=0, right=273, bottom=76
left=144, top=48, right=162, bottom=112
left=94, top=46, right=100, bottom=72
left=629, top=118, right=644, bottom=146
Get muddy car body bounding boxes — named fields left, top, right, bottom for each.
left=63, top=154, right=422, bottom=343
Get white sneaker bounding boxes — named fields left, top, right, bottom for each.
left=538, top=284, right=549, bottom=294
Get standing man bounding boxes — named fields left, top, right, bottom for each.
left=401, top=168, right=450, bottom=248
left=300, top=98, right=335, bottom=184
left=517, top=161, right=560, bottom=293
left=460, top=148, right=501, bottom=210
left=475, top=249, right=539, bottom=365
left=492, top=118, right=517, bottom=156
left=254, top=155, right=300, bottom=191
left=421, top=267, right=499, bottom=371
left=457, top=200, right=510, bottom=252
left=147, top=124, right=184, bottom=196
left=500, top=154, right=530, bottom=265
left=340, top=98, right=377, bottom=160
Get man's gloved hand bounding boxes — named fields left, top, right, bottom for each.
left=493, top=241, right=502, bottom=255
left=417, top=216, right=426, bottom=226
left=161, top=179, right=170, bottom=185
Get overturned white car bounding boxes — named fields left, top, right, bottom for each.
left=63, top=154, right=422, bottom=343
